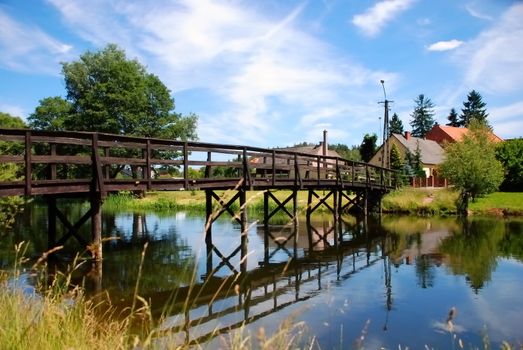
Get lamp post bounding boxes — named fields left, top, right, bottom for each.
left=379, top=80, right=392, bottom=169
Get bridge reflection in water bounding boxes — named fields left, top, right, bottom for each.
left=102, top=215, right=394, bottom=346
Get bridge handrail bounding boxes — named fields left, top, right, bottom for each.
left=0, top=128, right=396, bottom=197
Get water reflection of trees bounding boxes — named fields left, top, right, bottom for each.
left=439, top=218, right=505, bottom=291
left=101, top=212, right=196, bottom=297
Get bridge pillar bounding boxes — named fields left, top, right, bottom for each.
left=204, top=188, right=248, bottom=278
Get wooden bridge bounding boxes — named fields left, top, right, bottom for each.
left=0, top=128, right=396, bottom=261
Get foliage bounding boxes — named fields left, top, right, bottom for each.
left=359, top=133, right=377, bottom=162
left=496, top=138, right=523, bottom=192
left=410, top=94, right=435, bottom=138
left=403, top=142, right=424, bottom=178
left=28, top=97, right=71, bottom=131
left=446, top=108, right=460, bottom=127
left=0, top=112, right=25, bottom=231
left=329, top=143, right=361, bottom=161
left=389, top=144, right=402, bottom=171
left=388, top=113, right=404, bottom=136
left=0, top=112, right=26, bottom=129
left=30, top=44, right=198, bottom=141
left=439, top=121, right=504, bottom=213
left=460, top=90, right=489, bottom=127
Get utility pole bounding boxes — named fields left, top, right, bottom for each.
left=379, top=80, right=392, bottom=169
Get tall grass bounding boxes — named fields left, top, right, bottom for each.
left=382, top=188, right=459, bottom=215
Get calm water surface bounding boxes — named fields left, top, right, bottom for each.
left=2, top=201, right=523, bottom=349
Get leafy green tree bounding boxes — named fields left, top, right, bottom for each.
left=359, top=133, right=377, bottom=163
left=31, top=44, right=197, bottom=140
left=460, top=90, right=489, bottom=127
left=410, top=94, right=435, bottom=138
left=389, top=113, right=404, bottom=136
left=389, top=144, right=403, bottom=171
left=0, top=112, right=26, bottom=231
left=446, top=108, right=460, bottom=127
left=330, top=143, right=361, bottom=161
left=28, top=97, right=71, bottom=131
left=0, top=112, right=26, bottom=129
left=496, top=138, right=523, bottom=192
left=439, top=120, right=504, bottom=214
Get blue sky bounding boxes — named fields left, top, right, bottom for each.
left=1, top=0, right=522, bottom=148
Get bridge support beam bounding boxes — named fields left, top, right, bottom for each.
left=45, top=195, right=103, bottom=261
left=204, top=189, right=248, bottom=278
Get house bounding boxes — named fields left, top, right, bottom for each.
left=369, top=131, right=445, bottom=187
left=426, top=124, right=503, bottom=145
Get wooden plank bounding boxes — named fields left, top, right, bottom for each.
left=32, top=155, right=92, bottom=164
left=0, top=155, right=24, bottom=163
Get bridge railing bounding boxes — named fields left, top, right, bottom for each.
left=0, top=128, right=395, bottom=197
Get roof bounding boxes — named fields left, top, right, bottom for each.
left=429, top=125, right=503, bottom=143
left=392, top=133, right=444, bottom=165
left=250, top=143, right=341, bottom=165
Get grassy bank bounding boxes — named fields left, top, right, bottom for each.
left=103, top=190, right=328, bottom=214
left=103, top=188, right=522, bottom=217
left=382, top=188, right=523, bottom=216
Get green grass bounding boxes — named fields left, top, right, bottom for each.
left=469, top=192, right=523, bottom=216
left=382, top=187, right=459, bottom=215
left=103, top=190, right=337, bottom=215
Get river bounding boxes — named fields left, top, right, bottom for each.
left=1, top=200, right=522, bottom=349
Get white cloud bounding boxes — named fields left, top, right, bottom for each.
left=455, top=3, right=523, bottom=94
left=351, top=0, right=415, bottom=37
left=465, top=3, right=493, bottom=21
left=0, top=103, right=26, bottom=119
left=427, top=39, right=464, bottom=52
left=46, top=0, right=396, bottom=146
left=0, top=9, right=73, bottom=73
left=489, top=101, right=523, bottom=122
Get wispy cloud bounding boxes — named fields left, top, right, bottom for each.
left=456, top=3, right=523, bottom=94
left=0, top=9, right=73, bottom=73
left=0, top=102, right=26, bottom=119
left=427, top=39, right=464, bottom=52
left=46, top=0, right=395, bottom=146
left=351, top=0, right=415, bottom=37
left=465, top=3, right=493, bottom=21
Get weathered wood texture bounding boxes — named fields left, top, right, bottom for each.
left=0, top=128, right=396, bottom=197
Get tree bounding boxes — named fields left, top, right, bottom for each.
left=330, top=143, right=361, bottom=161
left=0, top=112, right=26, bottom=231
left=389, top=113, right=404, bottom=136
left=410, top=94, right=435, bottom=138
left=446, top=108, right=460, bottom=127
left=389, top=144, right=403, bottom=171
left=496, top=138, right=523, bottom=192
left=439, top=120, right=504, bottom=214
left=460, top=90, right=489, bottom=127
left=31, top=44, right=198, bottom=141
left=0, top=112, right=25, bottom=129
left=359, top=133, right=377, bottom=162
left=28, top=97, right=71, bottom=131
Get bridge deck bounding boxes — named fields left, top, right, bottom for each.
left=0, top=128, right=395, bottom=197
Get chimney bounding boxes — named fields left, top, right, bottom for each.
left=323, top=129, right=328, bottom=156
left=405, top=131, right=411, bottom=140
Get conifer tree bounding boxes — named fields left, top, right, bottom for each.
left=389, top=113, right=404, bottom=136
left=446, top=108, right=460, bottom=127
left=410, top=94, right=435, bottom=138
left=460, top=90, right=489, bottom=127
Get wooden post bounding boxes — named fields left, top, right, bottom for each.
left=91, top=194, right=102, bottom=261
left=240, top=189, right=247, bottom=274
left=205, top=189, right=213, bottom=276
left=24, top=131, right=31, bottom=196
left=47, top=196, right=57, bottom=249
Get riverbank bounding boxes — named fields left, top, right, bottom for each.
left=382, top=188, right=523, bottom=216
left=103, top=189, right=523, bottom=217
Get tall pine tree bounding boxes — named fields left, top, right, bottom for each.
left=446, top=108, right=460, bottom=127
left=389, top=113, right=404, bottom=136
left=410, top=94, right=435, bottom=138
left=460, top=90, right=489, bottom=127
